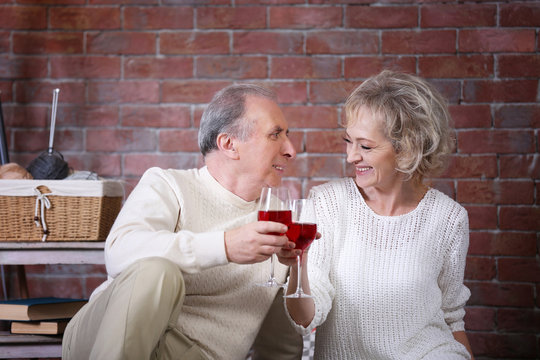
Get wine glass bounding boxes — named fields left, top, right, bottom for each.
left=256, top=186, right=292, bottom=288
left=284, top=198, right=317, bottom=298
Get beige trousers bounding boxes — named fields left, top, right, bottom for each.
left=62, top=257, right=303, bottom=360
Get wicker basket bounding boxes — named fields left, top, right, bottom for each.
left=0, top=179, right=124, bottom=242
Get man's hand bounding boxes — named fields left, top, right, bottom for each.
left=224, top=221, right=296, bottom=264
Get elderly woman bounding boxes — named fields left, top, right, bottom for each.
left=284, top=70, right=474, bottom=359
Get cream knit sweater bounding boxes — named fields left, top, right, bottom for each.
left=92, top=167, right=288, bottom=359
left=287, top=178, right=471, bottom=360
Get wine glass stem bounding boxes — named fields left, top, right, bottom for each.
left=295, top=255, right=302, bottom=294
left=270, top=254, right=275, bottom=280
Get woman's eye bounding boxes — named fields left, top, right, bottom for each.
left=361, top=145, right=371, bottom=150
left=343, top=137, right=351, bottom=144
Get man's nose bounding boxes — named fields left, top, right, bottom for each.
left=282, top=136, right=297, bottom=159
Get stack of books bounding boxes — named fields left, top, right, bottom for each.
left=0, top=297, right=87, bottom=335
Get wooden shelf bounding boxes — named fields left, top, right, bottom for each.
left=0, top=241, right=105, bottom=265
left=0, top=330, right=62, bottom=358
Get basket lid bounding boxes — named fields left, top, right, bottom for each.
left=0, top=179, right=125, bottom=197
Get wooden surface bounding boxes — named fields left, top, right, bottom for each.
left=0, top=330, right=62, bottom=358
left=0, top=241, right=105, bottom=265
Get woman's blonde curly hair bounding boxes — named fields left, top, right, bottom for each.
left=344, top=70, right=455, bottom=183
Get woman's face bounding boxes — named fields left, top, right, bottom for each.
left=344, top=106, right=400, bottom=191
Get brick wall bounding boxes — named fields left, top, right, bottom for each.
left=1, top=1, right=539, bottom=358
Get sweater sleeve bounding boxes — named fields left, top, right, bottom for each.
left=104, top=167, right=228, bottom=278
left=438, top=207, right=471, bottom=332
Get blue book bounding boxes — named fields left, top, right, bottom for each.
left=0, top=297, right=87, bottom=321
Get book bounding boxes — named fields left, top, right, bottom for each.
left=11, top=319, right=69, bottom=335
left=0, top=297, right=87, bottom=321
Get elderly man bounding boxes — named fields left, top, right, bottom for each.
left=62, top=84, right=302, bottom=359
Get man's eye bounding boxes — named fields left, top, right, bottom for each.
left=271, top=132, right=280, bottom=139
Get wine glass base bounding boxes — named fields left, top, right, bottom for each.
left=284, top=291, right=313, bottom=299
left=255, top=278, right=284, bottom=288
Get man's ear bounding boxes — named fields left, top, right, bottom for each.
left=216, top=133, right=240, bottom=159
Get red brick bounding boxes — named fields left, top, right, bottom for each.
left=429, top=79, right=461, bottom=104
left=0, top=56, right=47, bottom=79
left=271, top=57, right=340, bottom=79
left=14, top=129, right=83, bottom=152
left=0, top=31, right=8, bottom=52
left=500, top=2, right=540, bottom=27
left=50, top=7, right=120, bottom=30
left=162, top=80, right=230, bottom=103
left=89, top=81, right=159, bottom=104
left=457, top=180, right=534, bottom=205
left=282, top=106, right=339, bottom=129
left=267, top=81, right=308, bottom=104
left=499, top=258, right=540, bottom=282
left=464, top=79, right=538, bottom=103
left=498, top=308, right=540, bottom=333
left=500, top=155, right=540, bottom=179
left=161, top=32, right=229, bottom=55
left=346, top=6, right=416, bottom=28
left=469, top=232, right=537, bottom=256
left=449, top=105, right=492, bottom=129
left=344, top=56, right=416, bottom=79
left=124, top=57, right=192, bottom=79
left=58, top=105, right=119, bottom=127
left=19, top=0, right=85, bottom=3
left=442, top=155, right=497, bottom=179
left=421, top=4, right=496, bottom=27
left=457, top=130, right=535, bottom=154
left=234, top=31, right=303, bottom=54
left=306, top=30, right=378, bottom=54
left=429, top=180, right=454, bottom=199
left=419, top=55, right=493, bottom=78
left=382, top=30, right=456, bottom=54
left=15, top=81, right=85, bottom=104
left=464, top=205, right=497, bottom=230
left=465, top=256, right=495, bottom=280
left=500, top=206, right=540, bottom=231
left=466, top=281, right=535, bottom=307
left=305, top=131, right=345, bottom=153
left=0, top=6, right=46, bottom=30
left=13, top=32, right=83, bottom=54
left=26, top=276, right=83, bottom=298
left=197, top=7, right=266, bottom=29
left=463, top=307, right=495, bottom=331
left=121, top=105, right=190, bottom=128
left=270, top=6, right=341, bottom=29
left=284, top=131, right=303, bottom=155
left=498, top=54, right=540, bottom=78
left=285, top=154, right=345, bottom=178
left=237, top=0, right=302, bottom=4
left=459, top=29, right=535, bottom=53
left=2, top=105, right=48, bottom=128
left=0, top=82, right=14, bottom=102
left=86, top=129, right=156, bottom=152
left=124, top=153, right=198, bottom=176
left=494, top=105, right=540, bottom=128
left=196, top=56, right=267, bottom=79
left=87, top=31, right=155, bottom=54
left=124, top=6, right=193, bottom=30
left=51, top=56, right=121, bottom=78
left=469, top=333, right=537, bottom=358
left=159, top=129, right=199, bottom=152
left=309, top=80, right=360, bottom=104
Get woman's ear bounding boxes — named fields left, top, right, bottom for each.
left=216, top=133, right=240, bottom=159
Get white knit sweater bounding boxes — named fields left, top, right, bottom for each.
left=92, top=167, right=288, bottom=359
left=287, top=178, right=471, bottom=360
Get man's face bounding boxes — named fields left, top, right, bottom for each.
left=235, top=95, right=296, bottom=189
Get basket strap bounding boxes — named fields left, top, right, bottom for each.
left=33, top=187, right=51, bottom=242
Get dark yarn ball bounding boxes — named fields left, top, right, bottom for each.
left=27, top=149, right=69, bottom=180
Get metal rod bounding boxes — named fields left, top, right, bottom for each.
left=0, top=91, right=9, bottom=165
left=48, top=88, right=60, bottom=154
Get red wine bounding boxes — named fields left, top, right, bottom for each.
left=258, top=210, right=292, bottom=235
left=286, top=222, right=317, bottom=251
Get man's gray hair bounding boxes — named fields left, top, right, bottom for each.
left=198, top=83, right=277, bottom=157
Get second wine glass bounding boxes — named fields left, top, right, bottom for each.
left=285, top=198, right=317, bottom=298
left=256, top=186, right=291, bottom=288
